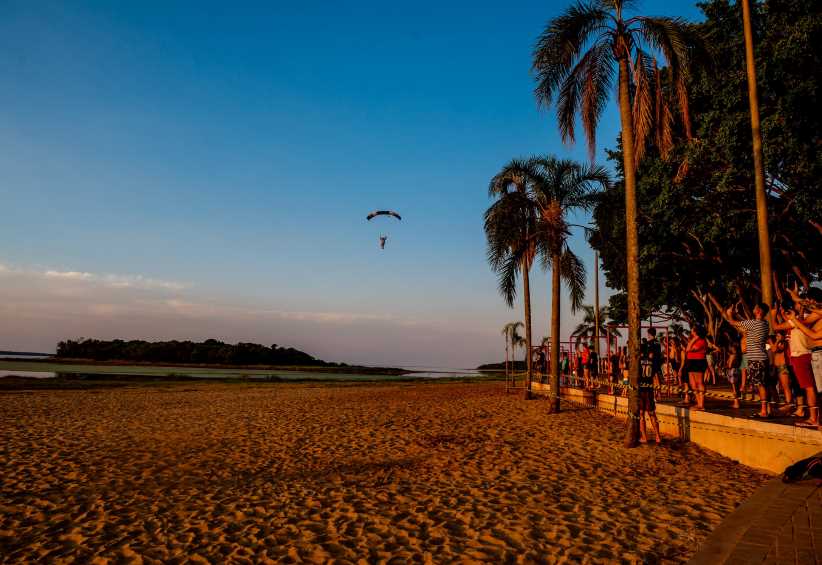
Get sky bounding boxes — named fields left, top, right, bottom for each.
left=0, top=0, right=705, bottom=368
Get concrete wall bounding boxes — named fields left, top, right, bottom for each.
left=529, top=383, right=822, bottom=474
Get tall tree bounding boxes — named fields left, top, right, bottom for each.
left=590, top=0, right=821, bottom=328
left=533, top=0, right=706, bottom=446
left=501, top=321, right=524, bottom=378
left=531, top=157, right=609, bottom=412
left=740, top=0, right=773, bottom=307
left=485, top=162, right=540, bottom=398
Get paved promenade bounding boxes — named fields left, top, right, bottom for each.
left=690, top=476, right=822, bottom=564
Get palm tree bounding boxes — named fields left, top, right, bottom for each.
left=485, top=161, right=541, bottom=398
left=512, top=330, right=526, bottom=364
left=572, top=305, right=622, bottom=342
left=533, top=0, right=706, bottom=446
left=501, top=321, right=524, bottom=378
left=739, top=0, right=772, bottom=307
left=530, top=157, right=609, bottom=413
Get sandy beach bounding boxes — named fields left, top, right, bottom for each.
left=0, top=381, right=770, bottom=563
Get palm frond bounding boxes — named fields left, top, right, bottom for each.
left=579, top=41, right=615, bottom=161
left=636, top=16, right=708, bottom=140
left=488, top=158, right=537, bottom=197
left=533, top=1, right=609, bottom=108
left=631, top=49, right=654, bottom=166
left=555, top=39, right=614, bottom=150
left=654, top=59, right=674, bottom=157
left=560, top=247, right=587, bottom=312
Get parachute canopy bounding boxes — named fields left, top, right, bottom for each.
left=366, top=210, right=402, bottom=221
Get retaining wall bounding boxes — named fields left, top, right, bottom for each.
left=529, top=383, right=822, bottom=474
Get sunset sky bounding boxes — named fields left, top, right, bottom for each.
left=0, top=0, right=703, bottom=368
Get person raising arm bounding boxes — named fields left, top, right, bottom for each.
left=710, top=295, right=772, bottom=418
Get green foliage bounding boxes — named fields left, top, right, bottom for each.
left=56, top=338, right=336, bottom=366
left=591, top=0, right=822, bottom=320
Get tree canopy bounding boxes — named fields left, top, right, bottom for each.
left=56, top=338, right=338, bottom=367
left=590, top=0, right=822, bottom=325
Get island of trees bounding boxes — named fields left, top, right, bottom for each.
left=56, top=338, right=343, bottom=367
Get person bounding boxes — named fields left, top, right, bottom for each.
left=727, top=341, right=742, bottom=409
left=778, top=305, right=819, bottom=427
left=560, top=351, right=570, bottom=385
left=739, top=333, right=749, bottom=401
left=680, top=325, right=708, bottom=410
left=646, top=328, right=663, bottom=400
left=379, top=235, right=387, bottom=249
left=580, top=341, right=591, bottom=389
left=620, top=345, right=629, bottom=397
left=713, top=297, right=772, bottom=418
left=536, top=348, right=547, bottom=382
left=770, top=332, right=796, bottom=416
left=784, top=286, right=822, bottom=395
left=705, top=338, right=719, bottom=386
left=610, top=346, right=620, bottom=395
left=667, top=337, right=681, bottom=390
left=588, top=341, right=599, bottom=389
left=638, top=338, right=661, bottom=444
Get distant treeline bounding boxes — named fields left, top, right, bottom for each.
left=56, top=338, right=341, bottom=367
left=476, top=361, right=526, bottom=371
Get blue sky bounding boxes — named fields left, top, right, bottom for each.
left=0, top=0, right=705, bottom=367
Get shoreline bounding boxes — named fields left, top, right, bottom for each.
left=0, top=356, right=410, bottom=375
left=0, top=371, right=503, bottom=391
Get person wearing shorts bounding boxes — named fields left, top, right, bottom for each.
left=679, top=326, right=708, bottom=410
left=712, top=295, right=771, bottom=417
left=609, top=351, right=620, bottom=394
left=774, top=306, right=819, bottom=427
left=770, top=332, right=796, bottom=414
left=727, top=342, right=742, bottom=408
left=638, top=349, right=661, bottom=443
left=645, top=328, right=663, bottom=396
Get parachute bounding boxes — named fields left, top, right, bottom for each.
left=366, top=210, right=402, bottom=221
left=366, top=210, right=401, bottom=249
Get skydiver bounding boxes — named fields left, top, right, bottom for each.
left=379, top=235, right=387, bottom=249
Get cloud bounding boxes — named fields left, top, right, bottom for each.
left=41, top=268, right=188, bottom=291
left=0, top=259, right=501, bottom=367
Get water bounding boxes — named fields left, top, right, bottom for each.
left=0, top=370, right=57, bottom=379
left=0, top=354, right=52, bottom=360
left=0, top=367, right=483, bottom=381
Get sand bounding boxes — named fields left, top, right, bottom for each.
left=0, top=382, right=770, bottom=563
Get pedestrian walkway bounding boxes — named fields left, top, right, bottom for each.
left=690, top=476, right=822, bottom=564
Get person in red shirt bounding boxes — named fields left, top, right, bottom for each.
left=680, top=325, right=708, bottom=410
left=580, top=342, right=591, bottom=389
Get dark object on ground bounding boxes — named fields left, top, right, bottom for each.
left=781, top=455, right=822, bottom=483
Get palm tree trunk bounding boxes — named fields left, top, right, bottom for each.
left=549, top=251, right=562, bottom=413
left=594, top=251, right=600, bottom=356
left=740, top=0, right=773, bottom=308
left=618, top=54, right=641, bottom=447
left=522, top=260, right=533, bottom=400
left=504, top=337, right=510, bottom=391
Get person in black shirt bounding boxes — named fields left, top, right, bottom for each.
left=647, top=328, right=663, bottom=399
left=638, top=332, right=661, bottom=443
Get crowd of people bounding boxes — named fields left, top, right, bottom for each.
left=537, top=285, right=822, bottom=435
